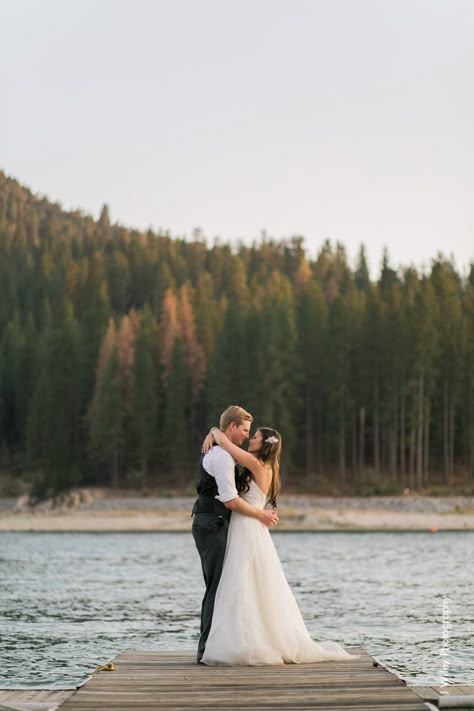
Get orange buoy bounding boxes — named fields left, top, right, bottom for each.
left=430, top=526, right=438, bottom=532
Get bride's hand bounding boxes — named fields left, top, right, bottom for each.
left=260, top=508, right=279, bottom=528
left=201, top=430, right=216, bottom=454
left=210, top=426, right=223, bottom=444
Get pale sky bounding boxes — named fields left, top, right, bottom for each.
left=1, top=0, right=473, bottom=275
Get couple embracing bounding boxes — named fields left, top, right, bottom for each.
left=192, top=405, right=359, bottom=666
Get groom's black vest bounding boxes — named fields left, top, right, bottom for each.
left=191, top=453, right=237, bottom=521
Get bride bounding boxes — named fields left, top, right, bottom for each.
left=200, top=425, right=359, bottom=666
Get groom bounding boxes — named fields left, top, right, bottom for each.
left=192, top=405, right=279, bottom=663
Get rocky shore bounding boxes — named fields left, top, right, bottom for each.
left=0, top=490, right=473, bottom=531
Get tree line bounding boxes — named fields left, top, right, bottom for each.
left=0, top=171, right=473, bottom=496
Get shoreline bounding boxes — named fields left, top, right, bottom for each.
left=1, top=495, right=473, bottom=531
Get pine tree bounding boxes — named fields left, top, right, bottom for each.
left=252, top=272, right=300, bottom=467
left=132, top=311, right=158, bottom=482
left=462, top=272, right=474, bottom=480
left=98, top=204, right=111, bottom=243
left=296, top=281, right=327, bottom=476
left=355, top=245, right=371, bottom=293
left=207, top=298, right=250, bottom=421
left=327, top=293, right=353, bottom=490
left=26, top=299, right=83, bottom=490
left=89, top=346, right=125, bottom=487
left=107, top=249, right=131, bottom=312
left=162, top=338, right=189, bottom=482
left=431, top=259, right=462, bottom=485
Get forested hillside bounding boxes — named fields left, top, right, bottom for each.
left=0, top=171, right=473, bottom=496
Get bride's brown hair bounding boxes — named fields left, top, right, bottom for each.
left=236, top=427, right=282, bottom=508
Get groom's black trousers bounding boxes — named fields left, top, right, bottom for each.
left=192, top=512, right=230, bottom=656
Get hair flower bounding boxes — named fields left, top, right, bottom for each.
left=265, top=435, right=278, bottom=444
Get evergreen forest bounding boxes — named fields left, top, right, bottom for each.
left=0, top=171, right=473, bottom=497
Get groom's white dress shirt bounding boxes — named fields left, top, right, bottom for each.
left=202, top=446, right=238, bottom=503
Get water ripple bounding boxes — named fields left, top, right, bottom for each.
left=0, top=531, right=472, bottom=687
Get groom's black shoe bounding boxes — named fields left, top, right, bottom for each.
left=196, top=652, right=204, bottom=664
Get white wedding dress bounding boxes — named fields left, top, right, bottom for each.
left=202, top=479, right=359, bottom=666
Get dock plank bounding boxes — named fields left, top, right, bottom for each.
left=58, top=650, right=430, bottom=709
left=0, top=688, right=75, bottom=711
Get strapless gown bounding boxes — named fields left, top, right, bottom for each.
left=202, top=479, right=359, bottom=665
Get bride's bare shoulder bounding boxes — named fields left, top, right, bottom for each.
left=253, top=463, right=273, bottom=496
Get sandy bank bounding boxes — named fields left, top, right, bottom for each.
left=1, top=499, right=473, bottom=531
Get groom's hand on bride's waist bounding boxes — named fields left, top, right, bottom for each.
left=224, top=496, right=278, bottom=527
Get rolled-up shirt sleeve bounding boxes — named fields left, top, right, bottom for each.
left=203, top=447, right=238, bottom=503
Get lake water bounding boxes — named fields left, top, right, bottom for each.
left=0, top=531, right=472, bottom=688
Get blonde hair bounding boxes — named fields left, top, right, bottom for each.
left=219, top=405, right=253, bottom=431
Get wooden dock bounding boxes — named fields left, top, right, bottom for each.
left=54, top=649, right=432, bottom=710
left=2, top=652, right=474, bottom=710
